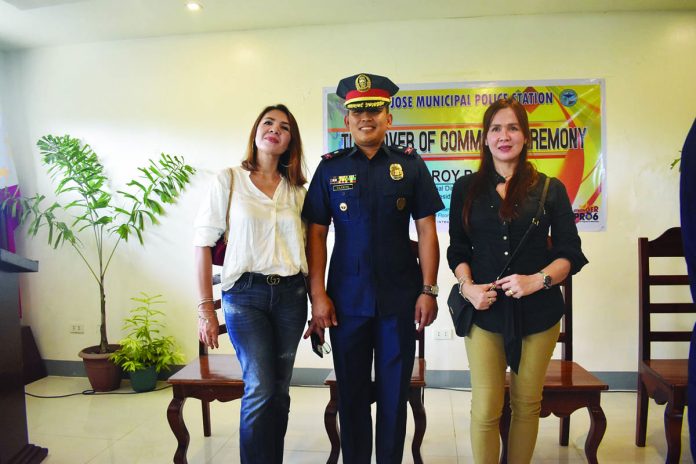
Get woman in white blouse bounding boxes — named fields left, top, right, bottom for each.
left=193, top=104, right=308, bottom=464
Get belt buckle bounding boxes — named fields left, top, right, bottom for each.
left=267, top=274, right=281, bottom=286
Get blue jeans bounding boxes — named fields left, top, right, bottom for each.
left=222, top=272, right=307, bottom=464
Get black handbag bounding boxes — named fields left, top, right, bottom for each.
left=448, top=177, right=550, bottom=337
left=447, top=283, right=476, bottom=337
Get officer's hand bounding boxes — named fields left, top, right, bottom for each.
left=414, top=293, right=438, bottom=332
left=303, top=319, right=326, bottom=343
left=310, top=292, right=338, bottom=329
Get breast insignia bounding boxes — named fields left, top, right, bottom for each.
left=389, top=163, right=404, bottom=181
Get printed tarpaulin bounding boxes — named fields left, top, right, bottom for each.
left=0, top=122, right=19, bottom=253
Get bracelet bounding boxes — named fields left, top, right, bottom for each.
left=197, top=298, right=214, bottom=308
left=198, top=314, right=216, bottom=323
left=457, top=276, right=473, bottom=286
left=458, top=276, right=473, bottom=302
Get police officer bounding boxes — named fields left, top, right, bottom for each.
left=303, top=73, right=444, bottom=463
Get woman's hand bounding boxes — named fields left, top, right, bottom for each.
left=198, top=306, right=219, bottom=349
left=461, top=282, right=498, bottom=310
left=495, top=274, right=542, bottom=299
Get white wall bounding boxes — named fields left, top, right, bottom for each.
left=3, top=11, right=695, bottom=372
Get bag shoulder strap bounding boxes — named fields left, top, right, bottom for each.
left=532, top=175, right=551, bottom=226
left=223, top=167, right=234, bottom=243
left=495, top=176, right=551, bottom=280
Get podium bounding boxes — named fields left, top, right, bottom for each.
left=0, top=250, right=47, bottom=463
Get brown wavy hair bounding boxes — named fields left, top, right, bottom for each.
left=241, top=104, right=307, bottom=186
left=461, top=98, right=538, bottom=228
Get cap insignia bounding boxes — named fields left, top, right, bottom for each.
left=355, top=74, right=371, bottom=92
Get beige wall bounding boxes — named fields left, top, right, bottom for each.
left=2, top=11, right=695, bottom=372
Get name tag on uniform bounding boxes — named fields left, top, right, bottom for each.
left=330, top=174, right=357, bottom=191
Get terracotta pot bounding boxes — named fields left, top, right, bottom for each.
left=78, top=344, right=122, bottom=392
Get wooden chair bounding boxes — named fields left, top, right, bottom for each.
left=635, top=227, right=695, bottom=463
left=499, top=275, right=609, bottom=464
left=167, top=274, right=244, bottom=464
left=323, top=329, right=427, bottom=464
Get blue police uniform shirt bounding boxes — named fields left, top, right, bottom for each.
left=302, top=144, right=444, bottom=317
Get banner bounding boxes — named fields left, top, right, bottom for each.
left=323, top=79, right=606, bottom=232
left=0, top=118, right=20, bottom=252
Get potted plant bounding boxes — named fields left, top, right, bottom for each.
left=110, top=293, right=184, bottom=392
left=1, top=135, right=194, bottom=391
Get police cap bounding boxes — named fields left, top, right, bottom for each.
left=336, top=73, right=399, bottom=110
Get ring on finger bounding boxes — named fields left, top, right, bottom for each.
left=505, top=289, right=513, bottom=297
left=487, top=297, right=493, bottom=304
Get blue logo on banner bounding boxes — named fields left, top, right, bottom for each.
left=560, top=89, right=578, bottom=107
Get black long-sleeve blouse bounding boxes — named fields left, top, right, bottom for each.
left=447, top=170, right=588, bottom=371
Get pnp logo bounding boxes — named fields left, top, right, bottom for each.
left=560, top=89, right=578, bottom=107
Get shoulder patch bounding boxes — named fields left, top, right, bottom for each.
left=389, top=145, right=417, bottom=157
left=321, top=147, right=352, bottom=161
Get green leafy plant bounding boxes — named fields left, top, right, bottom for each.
left=669, top=150, right=681, bottom=172
left=110, top=293, right=184, bottom=373
left=1, top=134, right=195, bottom=353
left=670, top=152, right=682, bottom=171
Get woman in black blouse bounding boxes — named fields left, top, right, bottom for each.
left=447, top=98, right=588, bottom=463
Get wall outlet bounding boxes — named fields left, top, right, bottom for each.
left=70, top=322, right=84, bottom=334
left=434, top=328, right=452, bottom=340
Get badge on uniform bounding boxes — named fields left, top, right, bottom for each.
left=389, top=164, right=404, bottom=181
left=339, top=202, right=348, bottom=212
left=330, top=174, right=357, bottom=191
left=396, top=197, right=407, bottom=211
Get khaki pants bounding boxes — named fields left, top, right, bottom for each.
left=464, top=322, right=560, bottom=464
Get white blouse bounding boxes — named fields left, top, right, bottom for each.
left=193, top=166, right=308, bottom=291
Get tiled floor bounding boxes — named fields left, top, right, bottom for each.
left=26, top=376, right=693, bottom=463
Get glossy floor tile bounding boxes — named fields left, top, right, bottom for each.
left=25, top=376, right=693, bottom=463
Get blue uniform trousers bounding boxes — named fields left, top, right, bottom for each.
left=330, top=313, right=416, bottom=464
left=680, top=118, right=696, bottom=459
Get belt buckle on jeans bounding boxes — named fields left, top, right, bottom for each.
left=266, top=274, right=281, bottom=285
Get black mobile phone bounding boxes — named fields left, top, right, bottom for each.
left=310, top=332, right=323, bottom=358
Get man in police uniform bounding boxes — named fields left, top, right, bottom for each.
left=303, top=73, right=444, bottom=463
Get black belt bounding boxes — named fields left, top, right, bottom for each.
left=244, top=272, right=303, bottom=286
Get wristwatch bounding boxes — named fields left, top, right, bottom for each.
left=538, top=271, right=552, bottom=290
left=422, top=284, right=439, bottom=297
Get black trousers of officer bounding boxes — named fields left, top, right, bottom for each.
left=330, top=312, right=416, bottom=464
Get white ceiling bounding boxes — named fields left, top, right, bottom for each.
left=0, top=0, right=694, bottom=51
